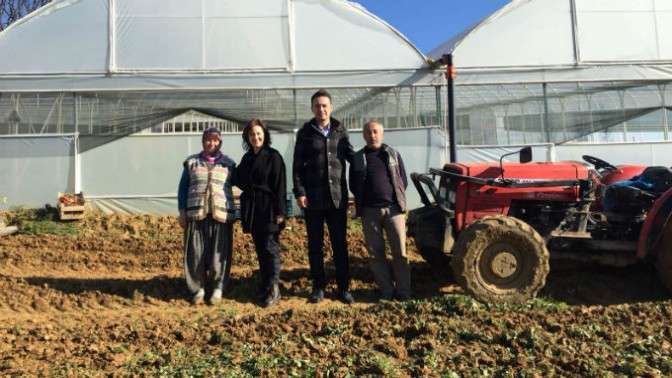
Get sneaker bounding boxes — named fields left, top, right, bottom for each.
left=191, top=289, right=205, bottom=305
left=262, top=284, right=281, bottom=308
left=337, top=290, right=355, bottom=305
left=309, top=288, right=325, bottom=304
left=208, top=288, right=223, bottom=305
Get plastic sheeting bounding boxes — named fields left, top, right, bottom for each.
left=0, top=135, right=74, bottom=210
left=457, top=144, right=555, bottom=163
left=454, top=81, right=672, bottom=145
left=1, top=86, right=446, bottom=152
left=456, top=141, right=672, bottom=167
left=84, top=127, right=446, bottom=215
left=436, top=0, right=576, bottom=69
left=430, top=0, right=672, bottom=84
left=0, top=127, right=447, bottom=214
left=0, top=0, right=435, bottom=91
left=555, top=141, right=672, bottom=167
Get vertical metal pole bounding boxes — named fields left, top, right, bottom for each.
left=445, top=54, right=457, bottom=163
left=73, top=93, right=81, bottom=193
left=620, top=90, right=628, bottom=142
left=108, top=0, right=117, bottom=74
left=436, top=85, right=448, bottom=161
left=569, top=0, right=581, bottom=65
left=291, top=88, right=299, bottom=217
left=395, top=88, right=401, bottom=128
left=411, top=86, right=418, bottom=127
left=520, top=103, right=527, bottom=144
left=435, top=85, right=442, bottom=129
left=659, top=84, right=669, bottom=140
left=504, top=106, right=511, bottom=144
left=560, top=99, right=568, bottom=142
left=542, top=83, right=551, bottom=143
left=383, top=91, right=388, bottom=127
left=292, top=88, right=299, bottom=128
left=587, top=93, right=595, bottom=142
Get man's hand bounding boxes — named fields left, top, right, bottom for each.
left=178, top=211, right=187, bottom=229
left=275, top=216, right=285, bottom=224
left=296, top=196, right=308, bottom=209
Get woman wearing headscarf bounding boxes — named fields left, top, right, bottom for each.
left=233, top=119, right=287, bottom=307
left=178, top=127, right=236, bottom=305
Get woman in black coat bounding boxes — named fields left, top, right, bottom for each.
left=233, top=119, right=287, bottom=307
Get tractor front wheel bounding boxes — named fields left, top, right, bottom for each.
left=451, top=216, right=549, bottom=303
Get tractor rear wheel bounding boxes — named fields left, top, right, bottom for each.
left=451, top=216, right=549, bottom=303
left=655, top=221, right=672, bottom=293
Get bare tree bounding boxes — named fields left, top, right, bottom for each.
left=1, top=0, right=51, bottom=31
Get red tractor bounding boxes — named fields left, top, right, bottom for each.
left=408, top=147, right=672, bottom=303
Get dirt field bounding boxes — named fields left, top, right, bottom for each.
left=1, top=212, right=672, bottom=376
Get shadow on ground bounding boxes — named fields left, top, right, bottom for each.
left=22, top=257, right=669, bottom=307
left=541, top=260, right=669, bottom=306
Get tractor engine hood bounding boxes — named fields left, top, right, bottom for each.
left=446, top=161, right=591, bottom=182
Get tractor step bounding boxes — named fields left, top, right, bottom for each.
left=550, top=230, right=592, bottom=239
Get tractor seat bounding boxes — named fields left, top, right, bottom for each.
left=637, top=166, right=672, bottom=194
left=601, top=166, right=672, bottom=220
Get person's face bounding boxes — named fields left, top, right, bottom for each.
left=311, top=96, right=332, bottom=124
left=248, top=125, right=265, bottom=151
left=202, top=134, right=221, bottom=155
left=363, top=122, right=384, bottom=149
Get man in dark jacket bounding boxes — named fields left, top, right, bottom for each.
left=293, top=89, right=355, bottom=304
left=349, top=120, right=410, bottom=301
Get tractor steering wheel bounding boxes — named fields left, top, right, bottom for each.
left=582, top=155, right=617, bottom=172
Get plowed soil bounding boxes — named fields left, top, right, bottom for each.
left=1, top=213, right=671, bottom=376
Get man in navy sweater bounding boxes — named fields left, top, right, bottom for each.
left=349, top=121, right=410, bottom=300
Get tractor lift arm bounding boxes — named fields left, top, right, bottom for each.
left=410, top=172, right=454, bottom=215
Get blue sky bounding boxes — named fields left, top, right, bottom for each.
left=355, top=0, right=510, bottom=54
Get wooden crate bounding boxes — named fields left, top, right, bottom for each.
left=57, top=192, right=86, bottom=221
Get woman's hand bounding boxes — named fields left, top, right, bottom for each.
left=296, top=196, right=308, bottom=209
left=275, top=216, right=285, bottom=225
left=178, top=211, right=187, bottom=229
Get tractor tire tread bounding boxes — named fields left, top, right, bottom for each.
left=451, top=215, right=549, bottom=304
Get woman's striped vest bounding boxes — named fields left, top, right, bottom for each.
left=184, top=154, right=235, bottom=223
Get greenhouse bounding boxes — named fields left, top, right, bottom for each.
left=431, top=0, right=672, bottom=163
left=0, top=0, right=448, bottom=212
left=3, top=0, right=672, bottom=213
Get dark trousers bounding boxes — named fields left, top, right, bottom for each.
left=251, top=229, right=281, bottom=296
left=183, top=217, right=233, bottom=294
left=304, top=207, right=349, bottom=291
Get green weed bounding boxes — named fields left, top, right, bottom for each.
left=7, top=207, right=78, bottom=236
left=363, top=353, right=400, bottom=377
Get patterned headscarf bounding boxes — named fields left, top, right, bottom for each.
left=202, top=127, right=222, bottom=143
left=201, top=127, right=223, bottom=161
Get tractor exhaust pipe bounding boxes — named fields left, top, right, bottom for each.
left=444, top=54, right=457, bottom=163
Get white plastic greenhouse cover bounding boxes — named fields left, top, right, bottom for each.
left=430, top=0, right=672, bottom=84
left=0, top=0, right=440, bottom=91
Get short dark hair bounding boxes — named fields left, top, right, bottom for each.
left=310, top=89, right=332, bottom=106
left=242, top=118, right=272, bottom=151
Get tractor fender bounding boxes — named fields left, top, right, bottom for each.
left=637, top=187, right=672, bottom=259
